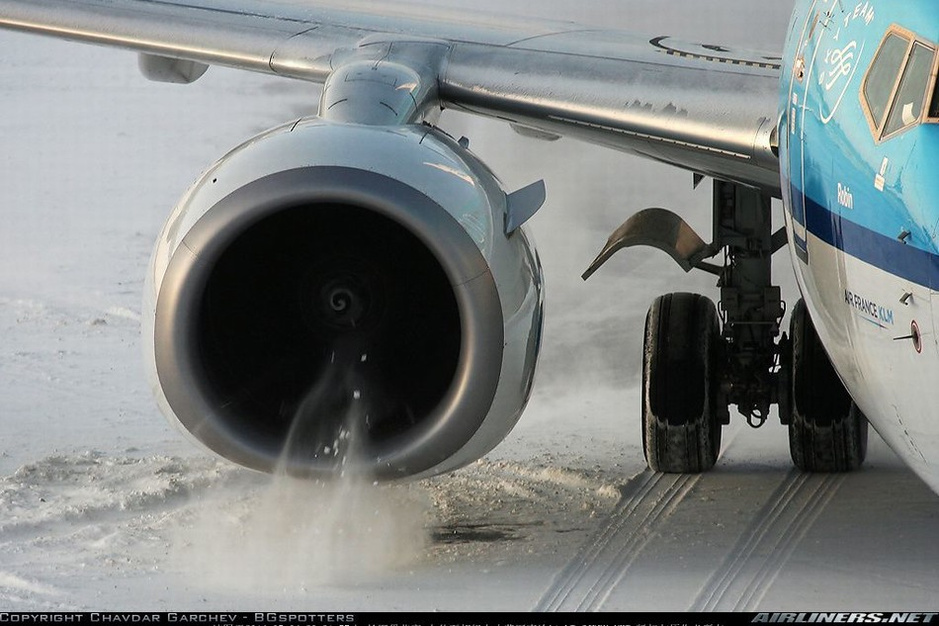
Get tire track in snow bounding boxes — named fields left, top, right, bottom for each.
left=535, top=471, right=700, bottom=611
left=690, top=470, right=846, bottom=611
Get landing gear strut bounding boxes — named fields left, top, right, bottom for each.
left=586, top=179, right=867, bottom=473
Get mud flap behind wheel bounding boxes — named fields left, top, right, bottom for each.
left=582, top=207, right=717, bottom=280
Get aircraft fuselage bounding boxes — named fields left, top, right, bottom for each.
left=779, top=0, right=939, bottom=491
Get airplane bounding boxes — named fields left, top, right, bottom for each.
left=2, top=0, right=938, bottom=495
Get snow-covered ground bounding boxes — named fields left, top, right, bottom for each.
left=2, top=0, right=938, bottom=612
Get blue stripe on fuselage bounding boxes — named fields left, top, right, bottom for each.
left=795, top=183, right=939, bottom=289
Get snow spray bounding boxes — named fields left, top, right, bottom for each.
left=173, top=338, right=430, bottom=591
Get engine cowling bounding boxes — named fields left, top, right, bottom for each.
left=143, top=119, right=544, bottom=480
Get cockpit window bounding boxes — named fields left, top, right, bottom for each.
left=862, top=27, right=939, bottom=141
left=883, top=43, right=934, bottom=137
left=863, top=33, right=909, bottom=129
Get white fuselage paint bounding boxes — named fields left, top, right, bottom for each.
left=791, top=228, right=939, bottom=491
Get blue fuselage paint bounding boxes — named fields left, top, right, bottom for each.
left=781, top=1, right=939, bottom=279
left=778, top=0, right=939, bottom=491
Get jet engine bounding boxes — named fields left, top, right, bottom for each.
left=143, top=119, right=544, bottom=480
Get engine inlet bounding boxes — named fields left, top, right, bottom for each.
left=153, top=166, right=505, bottom=479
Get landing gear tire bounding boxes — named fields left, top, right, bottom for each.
left=787, top=299, right=868, bottom=472
left=642, top=292, right=722, bottom=473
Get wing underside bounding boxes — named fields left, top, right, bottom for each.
left=0, top=0, right=782, bottom=193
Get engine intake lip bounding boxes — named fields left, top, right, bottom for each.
left=154, top=166, right=504, bottom=479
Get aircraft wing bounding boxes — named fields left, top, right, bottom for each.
left=0, top=0, right=782, bottom=194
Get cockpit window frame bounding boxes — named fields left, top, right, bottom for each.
left=924, top=44, right=939, bottom=123
left=860, top=25, right=938, bottom=143
left=860, top=28, right=912, bottom=137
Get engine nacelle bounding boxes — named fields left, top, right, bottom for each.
left=143, top=119, right=544, bottom=480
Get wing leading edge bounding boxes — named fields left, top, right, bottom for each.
left=0, top=0, right=781, bottom=194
